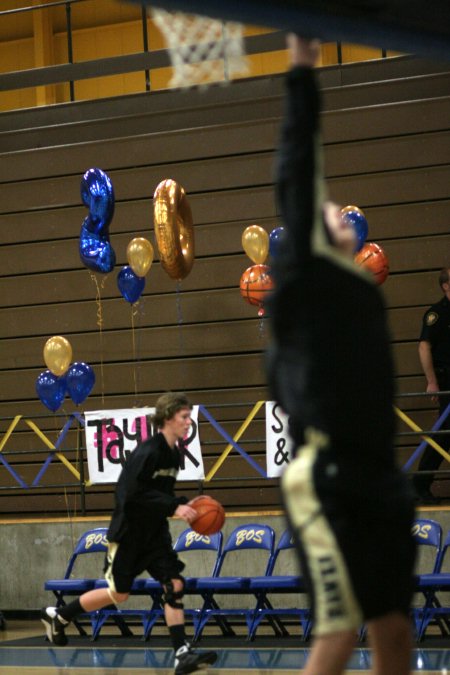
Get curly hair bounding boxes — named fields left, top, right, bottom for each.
left=151, top=392, right=192, bottom=429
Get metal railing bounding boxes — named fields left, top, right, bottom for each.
left=0, top=0, right=389, bottom=105
left=1, top=393, right=449, bottom=517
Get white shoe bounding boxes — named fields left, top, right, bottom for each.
left=174, top=643, right=217, bottom=673
left=40, top=607, right=68, bottom=646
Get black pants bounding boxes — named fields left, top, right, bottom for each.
left=413, top=368, right=450, bottom=497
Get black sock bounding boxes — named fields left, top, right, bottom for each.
left=169, top=624, right=187, bottom=652
left=57, top=598, right=83, bottom=623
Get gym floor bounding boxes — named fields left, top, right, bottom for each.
left=1, top=619, right=449, bottom=674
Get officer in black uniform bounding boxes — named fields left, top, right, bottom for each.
left=414, top=267, right=450, bottom=502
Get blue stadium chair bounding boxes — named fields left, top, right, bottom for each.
left=193, top=523, right=275, bottom=641
left=141, top=528, right=223, bottom=640
left=411, top=518, right=442, bottom=638
left=248, top=528, right=311, bottom=641
left=44, top=527, right=132, bottom=638
left=416, top=528, right=450, bottom=641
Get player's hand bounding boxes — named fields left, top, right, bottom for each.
left=287, top=33, right=321, bottom=68
left=175, top=503, right=197, bottom=523
left=426, top=381, right=439, bottom=404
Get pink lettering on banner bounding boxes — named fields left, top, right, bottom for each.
left=92, top=415, right=149, bottom=461
left=133, top=416, right=149, bottom=441
left=93, top=418, right=119, bottom=460
left=87, top=412, right=153, bottom=474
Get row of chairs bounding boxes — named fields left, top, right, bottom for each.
left=44, top=518, right=450, bottom=642
left=44, top=523, right=309, bottom=641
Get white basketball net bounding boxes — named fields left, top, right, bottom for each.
left=151, top=7, right=250, bottom=88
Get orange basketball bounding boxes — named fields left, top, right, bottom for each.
left=354, top=242, right=389, bottom=285
left=188, top=495, right=225, bottom=535
left=239, top=263, right=274, bottom=315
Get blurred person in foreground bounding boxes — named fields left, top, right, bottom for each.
left=267, top=34, right=416, bottom=675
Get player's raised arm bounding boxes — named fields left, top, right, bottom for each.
left=275, top=35, right=321, bottom=273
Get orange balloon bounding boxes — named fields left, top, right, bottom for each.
left=355, top=242, right=389, bottom=285
left=240, top=264, right=274, bottom=315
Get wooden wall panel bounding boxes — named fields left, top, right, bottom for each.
left=1, top=56, right=450, bottom=516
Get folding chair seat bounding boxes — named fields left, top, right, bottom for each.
left=44, top=527, right=132, bottom=638
left=416, top=528, right=450, bottom=641
left=248, top=528, right=311, bottom=641
left=410, top=518, right=442, bottom=638
left=139, top=528, right=223, bottom=640
left=193, top=523, right=275, bottom=640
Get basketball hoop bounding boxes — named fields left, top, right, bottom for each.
left=151, top=6, right=249, bottom=88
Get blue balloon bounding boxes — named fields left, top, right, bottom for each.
left=79, top=222, right=116, bottom=274
left=79, top=168, right=116, bottom=274
left=343, top=210, right=368, bottom=253
left=80, top=168, right=114, bottom=235
left=269, top=226, right=285, bottom=258
left=117, top=265, right=145, bottom=303
left=36, top=370, right=66, bottom=412
left=66, top=362, right=95, bottom=405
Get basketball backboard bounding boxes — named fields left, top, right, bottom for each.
left=130, top=0, right=450, bottom=62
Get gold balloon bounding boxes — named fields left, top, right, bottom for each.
left=127, top=237, right=154, bottom=277
left=341, top=204, right=366, bottom=217
left=153, top=179, right=194, bottom=280
left=242, top=225, right=269, bottom=264
left=43, top=336, right=72, bottom=377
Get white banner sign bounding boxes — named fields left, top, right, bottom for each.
left=265, top=401, right=294, bottom=478
left=84, top=406, right=204, bottom=484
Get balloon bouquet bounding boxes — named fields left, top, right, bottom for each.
left=238, top=208, right=388, bottom=323
left=117, top=237, right=154, bottom=304
left=36, top=336, right=95, bottom=412
left=117, top=177, right=194, bottom=302
left=240, top=225, right=274, bottom=317
left=37, top=170, right=192, bottom=410
left=342, top=205, right=389, bottom=285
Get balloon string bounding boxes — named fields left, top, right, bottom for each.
left=258, top=314, right=266, bottom=340
left=90, top=272, right=106, bottom=406
left=131, top=302, right=138, bottom=400
left=133, top=298, right=145, bottom=407
left=64, top=486, right=76, bottom=549
left=53, top=413, right=59, bottom=444
left=176, top=281, right=187, bottom=389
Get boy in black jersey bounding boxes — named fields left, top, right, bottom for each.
left=267, top=35, right=415, bottom=675
left=41, top=392, right=217, bottom=675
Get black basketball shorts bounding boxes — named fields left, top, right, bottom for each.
left=105, top=525, right=185, bottom=594
left=282, top=428, right=416, bottom=636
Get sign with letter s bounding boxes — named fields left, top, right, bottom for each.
left=265, top=401, right=294, bottom=478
